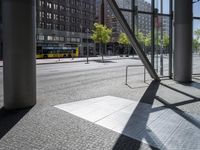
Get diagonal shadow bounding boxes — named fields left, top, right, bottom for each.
left=155, top=96, right=200, bottom=130
left=112, top=80, right=161, bottom=150
left=0, top=107, right=30, bottom=139
left=160, top=83, right=199, bottom=100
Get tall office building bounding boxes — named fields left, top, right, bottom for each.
left=0, top=0, right=96, bottom=59
left=36, top=0, right=96, bottom=56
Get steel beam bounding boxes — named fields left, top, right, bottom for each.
left=106, top=0, right=159, bottom=81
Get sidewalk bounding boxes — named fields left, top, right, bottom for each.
left=0, top=55, right=136, bottom=67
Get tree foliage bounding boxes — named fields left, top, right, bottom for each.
left=194, top=29, right=200, bottom=40
left=118, top=32, right=130, bottom=45
left=91, top=23, right=112, bottom=44
left=162, top=33, right=170, bottom=47
left=193, top=29, right=200, bottom=53
left=136, top=31, right=145, bottom=45
left=144, top=32, right=151, bottom=47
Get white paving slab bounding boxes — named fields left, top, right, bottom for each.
left=55, top=96, right=135, bottom=122
left=55, top=96, right=200, bottom=149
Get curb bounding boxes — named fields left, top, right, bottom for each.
left=0, top=56, right=137, bottom=67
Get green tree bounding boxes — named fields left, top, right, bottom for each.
left=136, top=31, right=145, bottom=46
left=91, top=23, right=112, bottom=62
left=118, top=32, right=130, bottom=45
left=118, top=32, right=130, bottom=56
left=162, top=33, right=170, bottom=48
left=193, top=38, right=200, bottom=54
left=194, top=29, right=200, bottom=40
left=194, top=29, right=200, bottom=54
left=144, top=32, right=151, bottom=47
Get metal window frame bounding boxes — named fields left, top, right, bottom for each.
left=106, top=0, right=160, bottom=81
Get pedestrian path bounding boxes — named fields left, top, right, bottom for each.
left=55, top=95, right=200, bottom=150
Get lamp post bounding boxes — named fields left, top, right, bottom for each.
left=86, top=28, right=90, bottom=64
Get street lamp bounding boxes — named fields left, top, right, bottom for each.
left=86, top=28, right=90, bottom=64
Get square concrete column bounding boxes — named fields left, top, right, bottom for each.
left=2, top=0, right=36, bottom=109
left=174, top=0, right=193, bottom=83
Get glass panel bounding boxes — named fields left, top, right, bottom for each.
left=193, top=19, right=200, bottom=74
left=116, top=0, right=132, bottom=9
left=135, top=0, right=152, bottom=12
left=154, top=0, right=170, bottom=15
left=193, top=1, right=200, bottom=17
left=121, top=11, right=133, bottom=28
left=114, top=0, right=173, bottom=77
left=154, top=15, right=170, bottom=76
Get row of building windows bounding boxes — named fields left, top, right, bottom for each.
left=37, top=35, right=81, bottom=43
left=39, top=11, right=93, bottom=21
left=38, top=22, right=90, bottom=32
left=39, top=0, right=94, bottom=11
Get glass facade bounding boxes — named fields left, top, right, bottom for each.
left=115, top=0, right=173, bottom=77
left=193, top=1, right=200, bottom=75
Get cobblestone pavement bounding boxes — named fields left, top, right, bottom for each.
left=0, top=58, right=200, bottom=150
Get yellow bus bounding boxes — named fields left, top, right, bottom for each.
left=36, top=47, right=79, bottom=59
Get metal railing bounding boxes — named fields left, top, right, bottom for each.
left=125, top=65, right=146, bottom=85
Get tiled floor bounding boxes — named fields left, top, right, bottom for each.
left=55, top=96, right=200, bottom=149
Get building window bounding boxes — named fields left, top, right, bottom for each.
left=37, top=35, right=45, bottom=41
left=47, top=12, right=52, bottom=19
left=66, top=16, right=70, bottom=22
left=60, top=5, right=65, bottom=11
left=66, top=7, right=70, bottom=13
left=53, top=14, right=58, bottom=21
left=71, top=17, right=76, bottom=23
left=39, top=0, right=45, bottom=7
left=66, top=37, right=70, bottom=42
left=53, top=24, right=59, bottom=30
left=46, top=23, right=52, bottom=29
left=60, top=25, right=65, bottom=31
left=65, top=26, right=70, bottom=31
left=47, top=36, right=53, bottom=41
left=60, top=15, right=64, bottom=22
left=53, top=4, right=58, bottom=10
left=39, top=22, right=45, bottom=28
left=60, top=37, right=65, bottom=41
left=71, top=8, right=75, bottom=13
left=76, top=38, right=80, bottom=43
left=71, top=38, right=76, bottom=42
left=39, top=11, right=45, bottom=18
left=54, top=36, right=60, bottom=41
left=47, top=2, right=52, bottom=9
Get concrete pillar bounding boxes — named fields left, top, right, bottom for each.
left=2, top=0, right=36, bottom=109
left=174, top=0, right=193, bottom=82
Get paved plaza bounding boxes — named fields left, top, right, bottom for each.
left=0, top=57, right=200, bottom=149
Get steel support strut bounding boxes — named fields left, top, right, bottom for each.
left=106, top=0, right=160, bottom=81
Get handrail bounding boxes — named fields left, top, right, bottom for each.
left=125, top=65, right=146, bottom=85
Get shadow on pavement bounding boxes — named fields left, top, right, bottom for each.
left=0, top=108, right=30, bottom=139
left=94, top=60, right=116, bottom=63
left=112, top=80, right=160, bottom=150
left=113, top=80, right=200, bottom=150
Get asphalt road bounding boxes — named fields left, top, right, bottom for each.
left=1, top=57, right=200, bottom=150
left=0, top=58, right=146, bottom=107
